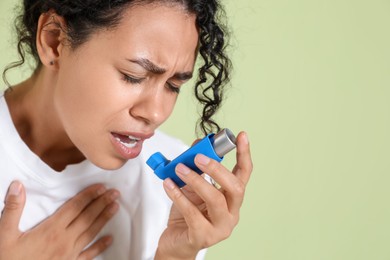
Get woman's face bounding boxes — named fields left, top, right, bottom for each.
left=53, top=3, right=199, bottom=169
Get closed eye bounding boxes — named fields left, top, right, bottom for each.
left=166, top=82, right=180, bottom=94
left=121, top=71, right=180, bottom=94
left=121, top=73, right=144, bottom=84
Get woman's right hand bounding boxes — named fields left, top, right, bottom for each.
left=0, top=181, right=120, bottom=260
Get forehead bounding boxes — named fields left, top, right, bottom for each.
left=94, top=3, right=199, bottom=69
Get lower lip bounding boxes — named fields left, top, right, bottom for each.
left=110, top=134, right=144, bottom=160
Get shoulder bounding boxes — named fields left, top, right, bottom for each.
left=141, top=130, right=188, bottom=161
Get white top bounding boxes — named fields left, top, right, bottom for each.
left=0, top=93, right=205, bottom=259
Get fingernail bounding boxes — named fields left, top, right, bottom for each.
left=104, top=236, right=113, bottom=246
left=8, top=181, right=22, bottom=197
left=196, top=154, right=210, bottom=166
left=176, top=163, right=191, bottom=175
left=110, top=190, right=120, bottom=200
left=109, top=203, right=119, bottom=215
left=163, top=178, right=176, bottom=190
left=97, top=186, right=106, bottom=196
left=242, top=132, right=249, bottom=145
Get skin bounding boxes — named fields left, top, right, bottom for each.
left=0, top=182, right=120, bottom=259
left=2, top=2, right=253, bottom=259
left=5, top=3, right=198, bottom=171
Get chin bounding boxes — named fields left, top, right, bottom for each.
left=90, top=156, right=129, bottom=171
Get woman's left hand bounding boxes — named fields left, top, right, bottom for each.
left=156, top=131, right=253, bottom=260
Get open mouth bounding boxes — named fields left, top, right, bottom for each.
left=112, top=133, right=141, bottom=148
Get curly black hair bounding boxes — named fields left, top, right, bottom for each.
left=2, top=0, right=232, bottom=136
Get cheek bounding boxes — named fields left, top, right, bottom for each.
left=53, top=62, right=119, bottom=133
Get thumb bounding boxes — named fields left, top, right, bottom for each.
left=0, top=181, right=26, bottom=233
left=191, top=138, right=201, bottom=147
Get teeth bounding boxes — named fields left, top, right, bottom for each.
left=115, top=137, right=138, bottom=148
left=128, top=135, right=141, bottom=141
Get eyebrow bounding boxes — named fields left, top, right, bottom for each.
left=129, top=58, right=166, bottom=74
left=174, top=71, right=193, bottom=81
left=128, top=58, right=193, bottom=81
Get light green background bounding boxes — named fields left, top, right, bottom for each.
left=1, top=0, right=390, bottom=259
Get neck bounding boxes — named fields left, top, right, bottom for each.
left=4, top=67, right=85, bottom=171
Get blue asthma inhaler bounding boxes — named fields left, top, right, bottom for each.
left=146, top=128, right=237, bottom=188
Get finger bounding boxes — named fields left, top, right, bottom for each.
left=53, top=184, right=107, bottom=227
left=181, top=184, right=204, bottom=206
left=232, top=132, right=253, bottom=185
left=75, top=201, right=119, bottom=250
left=163, top=178, right=211, bottom=228
left=175, top=163, right=230, bottom=223
left=77, top=235, right=113, bottom=260
left=0, top=181, right=26, bottom=235
left=69, top=189, right=119, bottom=232
left=191, top=138, right=201, bottom=146
left=194, top=154, right=245, bottom=216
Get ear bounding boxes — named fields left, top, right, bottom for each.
left=36, top=11, right=68, bottom=69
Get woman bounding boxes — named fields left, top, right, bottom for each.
left=0, top=0, right=253, bottom=259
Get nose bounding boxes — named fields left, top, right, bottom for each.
left=129, top=88, right=174, bottom=126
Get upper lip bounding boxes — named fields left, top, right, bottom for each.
left=111, top=131, right=154, bottom=140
